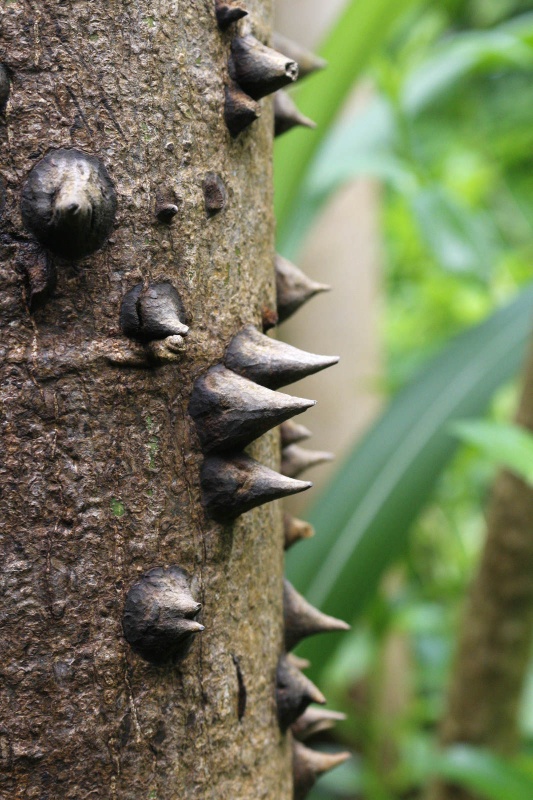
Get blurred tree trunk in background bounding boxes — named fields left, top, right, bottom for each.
left=274, top=0, right=383, bottom=517
left=0, top=1, right=292, bottom=798
left=429, top=338, right=533, bottom=800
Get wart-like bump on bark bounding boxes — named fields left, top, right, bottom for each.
left=122, top=566, right=204, bottom=666
left=203, top=173, right=227, bottom=215
left=20, top=148, right=117, bottom=260
left=155, top=186, right=180, bottom=223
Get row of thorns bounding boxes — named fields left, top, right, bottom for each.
left=219, top=3, right=352, bottom=796
left=0, top=2, right=352, bottom=796
left=127, top=6, right=351, bottom=798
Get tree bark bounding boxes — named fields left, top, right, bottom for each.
left=429, top=338, right=533, bottom=800
left=0, top=2, right=292, bottom=798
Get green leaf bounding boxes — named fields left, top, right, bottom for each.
left=410, top=186, right=500, bottom=274
left=286, top=286, right=533, bottom=675
left=274, top=0, right=424, bottom=246
left=432, top=745, right=533, bottom=800
left=452, top=419, right=533, bottom=485
left=280, top=15, right=533, bottom=256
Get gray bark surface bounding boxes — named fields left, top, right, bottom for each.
left=0, top=1, right=292, bottom=797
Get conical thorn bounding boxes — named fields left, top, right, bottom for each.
left=230, top=34, right=298, bottom=100
left=225, top=324, right=339, bottom=390
left=280, top=420, right=313, bottom=447
left=292, top=707, right=346, bottom=741
left=224, top=80, right=261, bottom=137
left=215, top=0, right=248, bottom=29
left=276, top=654, right=325, bottom=732
left=189, top=365, right=315, bottom=454
left=284, top=579, right=350, bottom=651
left=201, top=454, right=312, bottom=522
left=281, top=445, right=334, bottom=478
left=286, top=653, right=311, bottom=671
left=274, top=90, right=316, bottom=137
left=293, top=741, right=351, bottom=800
left=273, top=33, right=327, bottom=79
left=284, top=514, right=315, bottom=551
left=276, top=254, right=330, bottom=324
left=122, top=566, right=204, bottom=666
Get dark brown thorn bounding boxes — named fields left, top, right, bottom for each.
left=284, top=579, right=350, bottom=651
left=189, top=365, right=315, bottom=454
left=284, top=514, right=315, bottom=551
left=286, top=653, right=311, bottom=671
left=293, top=741, right=351, bottom=800
left=203, top=172, right=227, bottom=215
left=122, top=566, right=204, bottom=666
left=276, top=254, right=330, bottom=324
left=224, top=80, right=261, bottom=137
left=274, top=90, right=316, bottom=137
left=230, top=34, right=298, bottom=100
left=281, top=445, right=334, bottom=478
left=120, top=282, right=189, bottom=343
left=272, top=32, right=327, bottom=79
left=215, top=0, right=248, bottom=29
left=225, top=323, right=339, bottom=390
left=280, top=420, right=313, bottom=447
left=201, top=453, right=312, bottom=522
left=276, top=654, right=325, bottom=732
left=292, top=708, right=347, bottom=741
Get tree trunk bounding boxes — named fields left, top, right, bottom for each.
left=429, top=338, right=533, bottom=800
left=0, top=2, right=293, bottom=797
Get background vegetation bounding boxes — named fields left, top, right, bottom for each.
left=275, top=0, right=533, bottom=796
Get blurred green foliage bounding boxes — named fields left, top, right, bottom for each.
left=274, top=0, right=533, bottom=797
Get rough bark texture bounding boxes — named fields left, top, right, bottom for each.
left=0, top=2, right=293, bottom=798
left=429, top=339, right=533, bottom=800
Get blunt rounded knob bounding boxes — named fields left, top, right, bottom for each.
left=21, top=148, right=117, bottom=260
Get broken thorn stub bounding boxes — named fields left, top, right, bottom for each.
left=120, top=282, right=189, bottom=344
